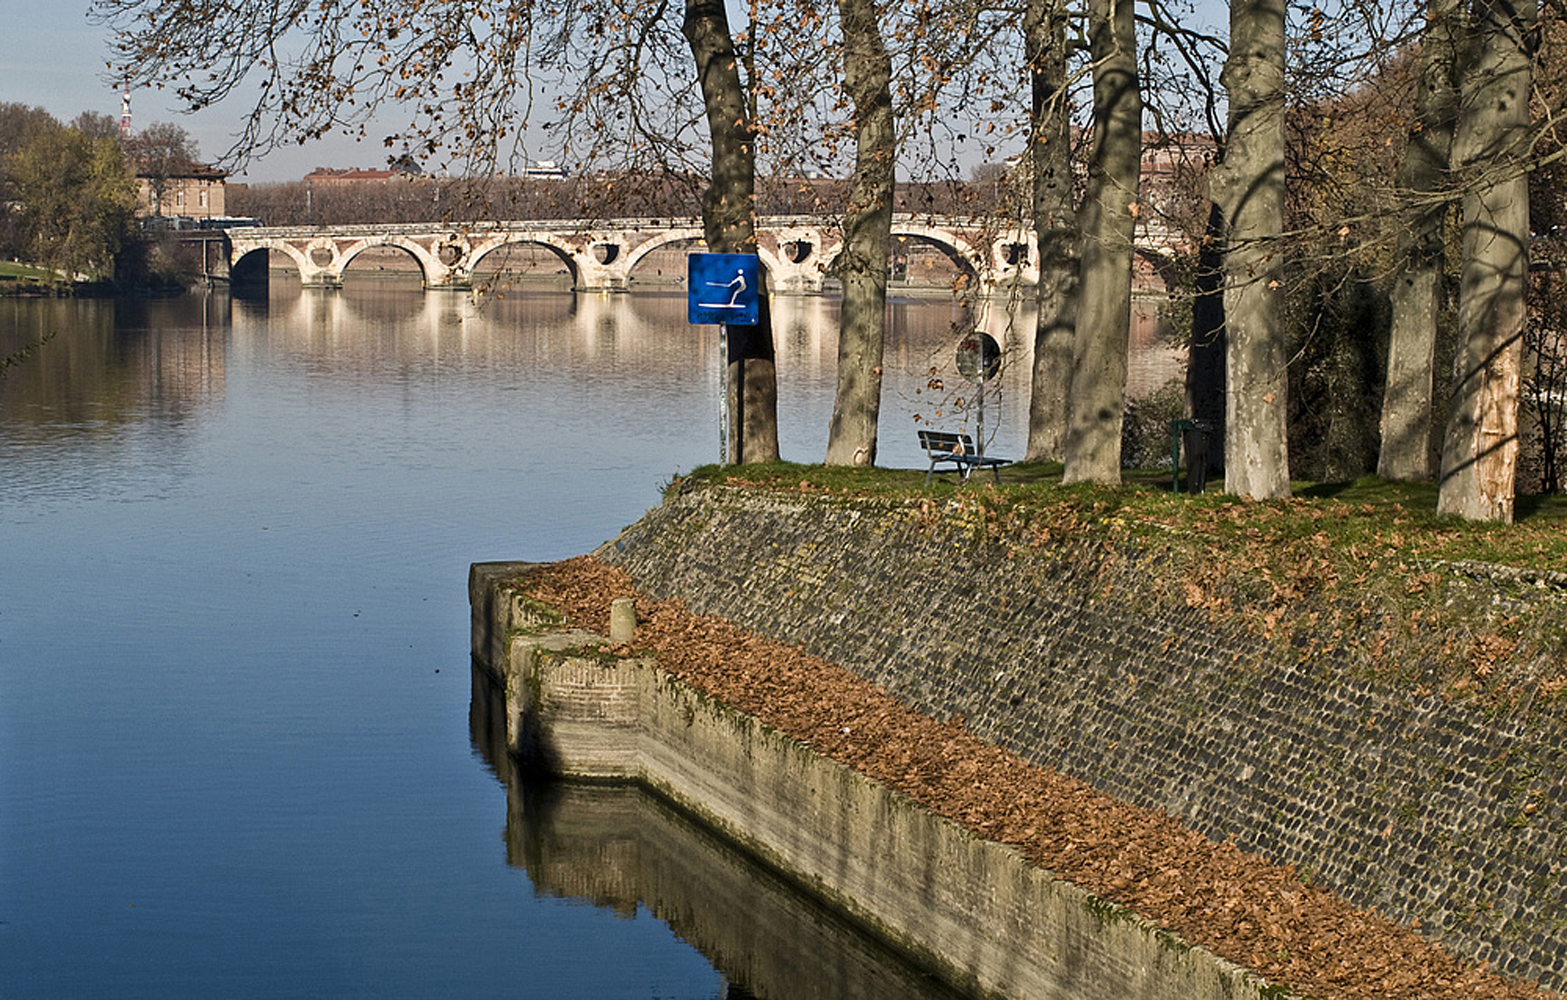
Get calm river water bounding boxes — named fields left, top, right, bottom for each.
left=0, top=280, right=1178, bottom=998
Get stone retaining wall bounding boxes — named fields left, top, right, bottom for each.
left=469, top=561, right=1270, bottom=1000
left=596, top=486, right=1567, bottom=990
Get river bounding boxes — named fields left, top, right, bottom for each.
left=0, top=280, right=1180, bottom=998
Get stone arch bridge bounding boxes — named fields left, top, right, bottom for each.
left=222, top=214, right=1186, bottom=294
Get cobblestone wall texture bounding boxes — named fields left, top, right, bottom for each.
left=598, top=486, right=1567, bottom=990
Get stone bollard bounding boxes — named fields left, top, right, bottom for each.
left=608, top=597, right=636, bottom=644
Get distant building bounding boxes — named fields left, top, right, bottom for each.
left=1138, top=131, right=1217, bottom=216
left=523, top=160, right=570, bottom=178
left=135, top=159, right=227, bottom=221
left=303, top=165, right=423, bottom=186
left=305, top=167, right=394, bottom=185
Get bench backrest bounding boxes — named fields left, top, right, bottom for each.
left=918, top=430, right=975, bottom=455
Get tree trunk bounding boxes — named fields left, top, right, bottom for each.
left=1186, top=199, right=1227, bottom=453
left=1062, top=0, right=1139, bottom=485
left=684, top=0, right=780, bottom=464
left=824, top=0, right=895, bottom=467
left=1023, top=0, right=1078, bottom=463
left=1378, top=0, right=1462, bottom=482
left=1217, top=0, right=1290, bottom=500
left=1437, top=0, right=1534, bottom=521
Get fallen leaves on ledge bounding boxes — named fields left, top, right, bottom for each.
left=522, top=555, right=1557, bottom=1000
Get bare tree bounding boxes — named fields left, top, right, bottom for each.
left=1063, top=0, right=1141, bottom=484
left=824, top=0, right=896, bottom=467
left=1216, top=0, right=1290, bottom=499
left=685, top=0, right=781, bottom=463
left=1022, top=0, right=1079, bottom=463
left=1379, top=0, right=1463, bottom=482
left=1523, top=22, right=1567, bottom=495
left=1438, top=0, right=1536, bottom=521
left=1525, top=254, right=1567, bottom=493
left=125, top=121, right=200, bottom=217
left=71, top=112, right=122, bottom=141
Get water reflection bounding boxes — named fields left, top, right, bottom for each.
left=0, top=283, right=1185, bottom=997
left=4, top=288, right=1180, bottom=473
left=471, top=665, right=971, bottom=1000
left=0, top=297, right=226, bottom=436
left=0, top=297, right=229, bottom=509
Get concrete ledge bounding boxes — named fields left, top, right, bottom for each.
left=471, top=568, right=1276, bottom=1000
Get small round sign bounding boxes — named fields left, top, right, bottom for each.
left=956, top=333, right=1001, bottom=382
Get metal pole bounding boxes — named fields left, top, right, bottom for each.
left=976, top=375, right=986, bottom=459
left=719, top=325, right=729, bottom=465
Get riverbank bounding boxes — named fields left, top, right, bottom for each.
left=494, top=555, right=1550, bottom=999
left=1, top=261, right=81, bottom=296
left=475, top=561, right=1272, bottom=999
left=485, top=474, right=1566, bottom=997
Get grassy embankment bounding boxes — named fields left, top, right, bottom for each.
left=674, top=461, right=1567, bottom=705
left=0, top=261, right=63, bottom=294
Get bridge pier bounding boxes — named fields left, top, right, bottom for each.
left=574, top=268, right=630, bottom=293
left=423, top=263, right=470, bottom=289
left=765, top=225, right=828, bottom=293
left=195, top=233, right=231, bottom=286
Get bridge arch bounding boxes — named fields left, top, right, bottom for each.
left=469, top=233, right=583, bottom=286
left=231, top=240, right=311, bottom=275
left=616, top=230, right=790, bottom=291
left=879, top=223, right=987, bottom=289
left=621, top=228, right=706, bottom=278
left=230, top=246, right=280, bottom=289
left=337, top=237, right=438, bottom=285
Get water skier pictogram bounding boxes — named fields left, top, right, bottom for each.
left=701, top=269, right=748, bottom=309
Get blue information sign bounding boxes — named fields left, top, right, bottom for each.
left=687, top=253, right=760, bottom=326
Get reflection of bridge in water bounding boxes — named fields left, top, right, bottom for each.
left=221, top=214, right=1185, bottom=294
left=218, top=279, right=1181, bottom=426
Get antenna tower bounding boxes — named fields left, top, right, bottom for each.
left=119, top=81, right=132, bottom=139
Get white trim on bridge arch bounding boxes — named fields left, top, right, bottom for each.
left=890, top=222, right=984, bottom=274
left=465, top=232, right=583, bottom=285
left=617, top=228, right=794, bottom=290
left=619, top=227, right=705, bottom=279
left=335, top=236, right=444, bottom=285
left=611, top=231, right=802, bottom=297
left=886, top=222, right=988, bottom=284
left=230, top=239, right=311, bottom=281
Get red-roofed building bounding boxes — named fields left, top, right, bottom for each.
left=303, top=166, right=403, bottom=185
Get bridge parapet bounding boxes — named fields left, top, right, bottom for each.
left=224, top=214, right=1192, bottom=295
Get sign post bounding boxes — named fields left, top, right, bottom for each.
left=956, top=331, right=1002, bottom=457
left=688, top=253, right=761, bottom=464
